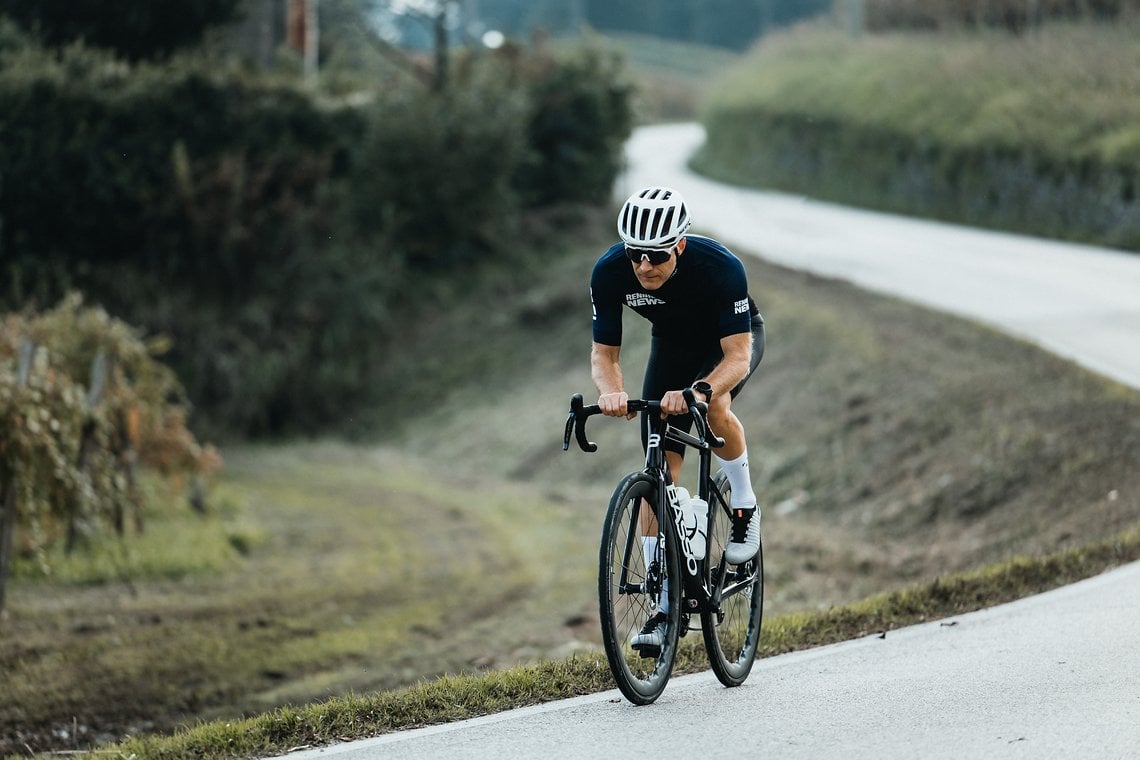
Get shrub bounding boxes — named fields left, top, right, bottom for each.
left=510, top=44, right=634, bottom=206
left=0, top=295, right=219, bottom=590
left=349, top=79, right=530, bottom=271
left=0, top=39, right=633, bottom=435
left=0, top=0, right=243, bottom=61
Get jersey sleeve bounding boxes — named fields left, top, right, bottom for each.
left=590, top=260, right=623, bottom=346
left=716, top=255, right=753, bottom=338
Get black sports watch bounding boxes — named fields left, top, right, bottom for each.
left=692, top=381, right=713, bottom=402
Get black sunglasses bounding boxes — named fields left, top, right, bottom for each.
left=624, top=245, right=674, bottom=266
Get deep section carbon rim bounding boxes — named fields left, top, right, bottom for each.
left=701, top=470, right=764, bottom=687
left=598, top=472, right=682, bottom=705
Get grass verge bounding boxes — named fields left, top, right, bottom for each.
left=83, top=527, right=1140, bottom=760
left=694, top=19, right=1140, bottom=249
left=701, top=19, right=1140, bottom=161
left=3, top=222, right=1138, bottom=757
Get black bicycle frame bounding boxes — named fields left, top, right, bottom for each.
left=564, top=392, right=753, bottom=618
left=646, top=407, right=726, bottom=617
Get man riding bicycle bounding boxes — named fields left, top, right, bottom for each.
left=590, top=186, right=765, bottom=650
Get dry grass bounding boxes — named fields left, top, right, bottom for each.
left=2, top=241, right=1138, bottom=757
left=703, top=18, right=1140, bottom=162
left=60, top=527, right=1140, bottom=760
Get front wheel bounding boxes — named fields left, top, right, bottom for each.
left=598, top=471, right=682, bottom=705
left=701, top=470, right=764, bottom=687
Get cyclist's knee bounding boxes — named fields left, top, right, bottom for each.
left=706, top=393, right=734, bottom=424
left=708, top=399, right=745, bottom=439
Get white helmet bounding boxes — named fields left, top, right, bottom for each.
left=617, top=186, right=692, bottom=250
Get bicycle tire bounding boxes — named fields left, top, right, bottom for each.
left=701, top=470, right=764, bottom=687
left=598, top=471, right=683, bottom=705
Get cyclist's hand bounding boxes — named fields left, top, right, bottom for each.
left=660, top=389, right=689, bottom=417
left=599, top=391, right=635, bottom=419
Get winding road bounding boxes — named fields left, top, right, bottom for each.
left=286, top=124, right=1140, bottom=759
left=619, top=124, right=1140, bottom=391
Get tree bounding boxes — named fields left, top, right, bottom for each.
left=0, top=0, right=244, bottom=61
left=373, top=0, right=460, bottom=90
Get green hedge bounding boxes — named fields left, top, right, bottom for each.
left=0, top=0, right=242, bottom=61
left=695, top=21, right=1140, bottom=252
left=698, top=109, right=1140, bottom=250
left=864, top=0, right=1140, bottom=32
left=0, top=47, right=359, bottom=295
left=0, top=41, right=632, bottom=435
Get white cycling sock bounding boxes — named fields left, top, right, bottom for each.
left=641, top=535, right=670, bottom=614
left=641, top=535, right=658, bottom=566
left=715, top=450, right=758, bottom=510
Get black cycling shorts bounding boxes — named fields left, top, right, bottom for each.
left=641, top=313, right=765, bottom=456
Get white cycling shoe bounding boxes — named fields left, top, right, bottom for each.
left=725, top=506, right=760, bottom=564
left=630, top=612, right=669, bottom=652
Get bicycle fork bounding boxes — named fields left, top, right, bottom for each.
left=618, top=496, right=664, bottom=602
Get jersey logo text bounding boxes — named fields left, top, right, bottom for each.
left=627, top=293, right=666, bottom=308
left=734, top=298, right=749, bottom=314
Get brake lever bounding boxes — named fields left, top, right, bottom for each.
left=563, top=394, right=599, bottom=453
left=683, top=389, right=725, bottom=449
left=562, top=411, right=575, bottom=451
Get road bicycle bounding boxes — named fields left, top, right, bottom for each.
left=563, top=390, right=764, bottom=704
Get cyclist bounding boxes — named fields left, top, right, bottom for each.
left=590, top=186, right=765, bottom=651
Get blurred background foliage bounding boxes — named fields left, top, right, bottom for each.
left=695, top=11, right=1140, bottom=251
left=0, top=0, right=244, bottom=61
left=15, top=0, right=1132, bottom=437
left=0, top=0, right=636, bottom=591
left=3, top=0, right=1140, bottom=747
left=0, top=0, right=634, bottom=438
left=2, top=0, right=1137, bottom=574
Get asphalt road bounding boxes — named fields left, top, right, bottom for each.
left=290, top=563, right=1140, bottom=760
left=618, top=123, right=1140, bottom=391
left=283, top=124, right=1140, bottom=759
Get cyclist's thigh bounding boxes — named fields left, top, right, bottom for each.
left=727, top=314, right=765, bottom=400
left=642, top=335, right=720, bottom=453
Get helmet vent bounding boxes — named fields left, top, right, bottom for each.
left=618, top=186, right=691, bottom=249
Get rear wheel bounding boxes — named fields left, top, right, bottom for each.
left=598, top=472, right=682, bottom=705
left=701, top=470, right=764, bottom=687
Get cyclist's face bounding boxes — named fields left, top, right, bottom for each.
left=631, top=238, right=685, bottom=290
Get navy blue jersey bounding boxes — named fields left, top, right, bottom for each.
left=590, top=235, right=757, bottom=346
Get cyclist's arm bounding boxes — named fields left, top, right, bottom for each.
left=591, top=342, right=634, bottom=418
left=701, top=252, right=753, bottom=401
left=698, top=332, right=752, bottom=401
left=659, top=332, right=752, bottom=416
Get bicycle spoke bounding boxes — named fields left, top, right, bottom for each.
left=598, top=472, right=681, bottom=704
left=701, top=471, right=764, bottom=687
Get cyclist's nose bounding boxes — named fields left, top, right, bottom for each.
left=638, top=257, right=654, bottom=272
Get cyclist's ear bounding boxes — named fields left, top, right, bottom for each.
left=675, top=237, right=687, bottom=256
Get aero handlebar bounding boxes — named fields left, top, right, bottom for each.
left=562, top=391, right=725, bottom=453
